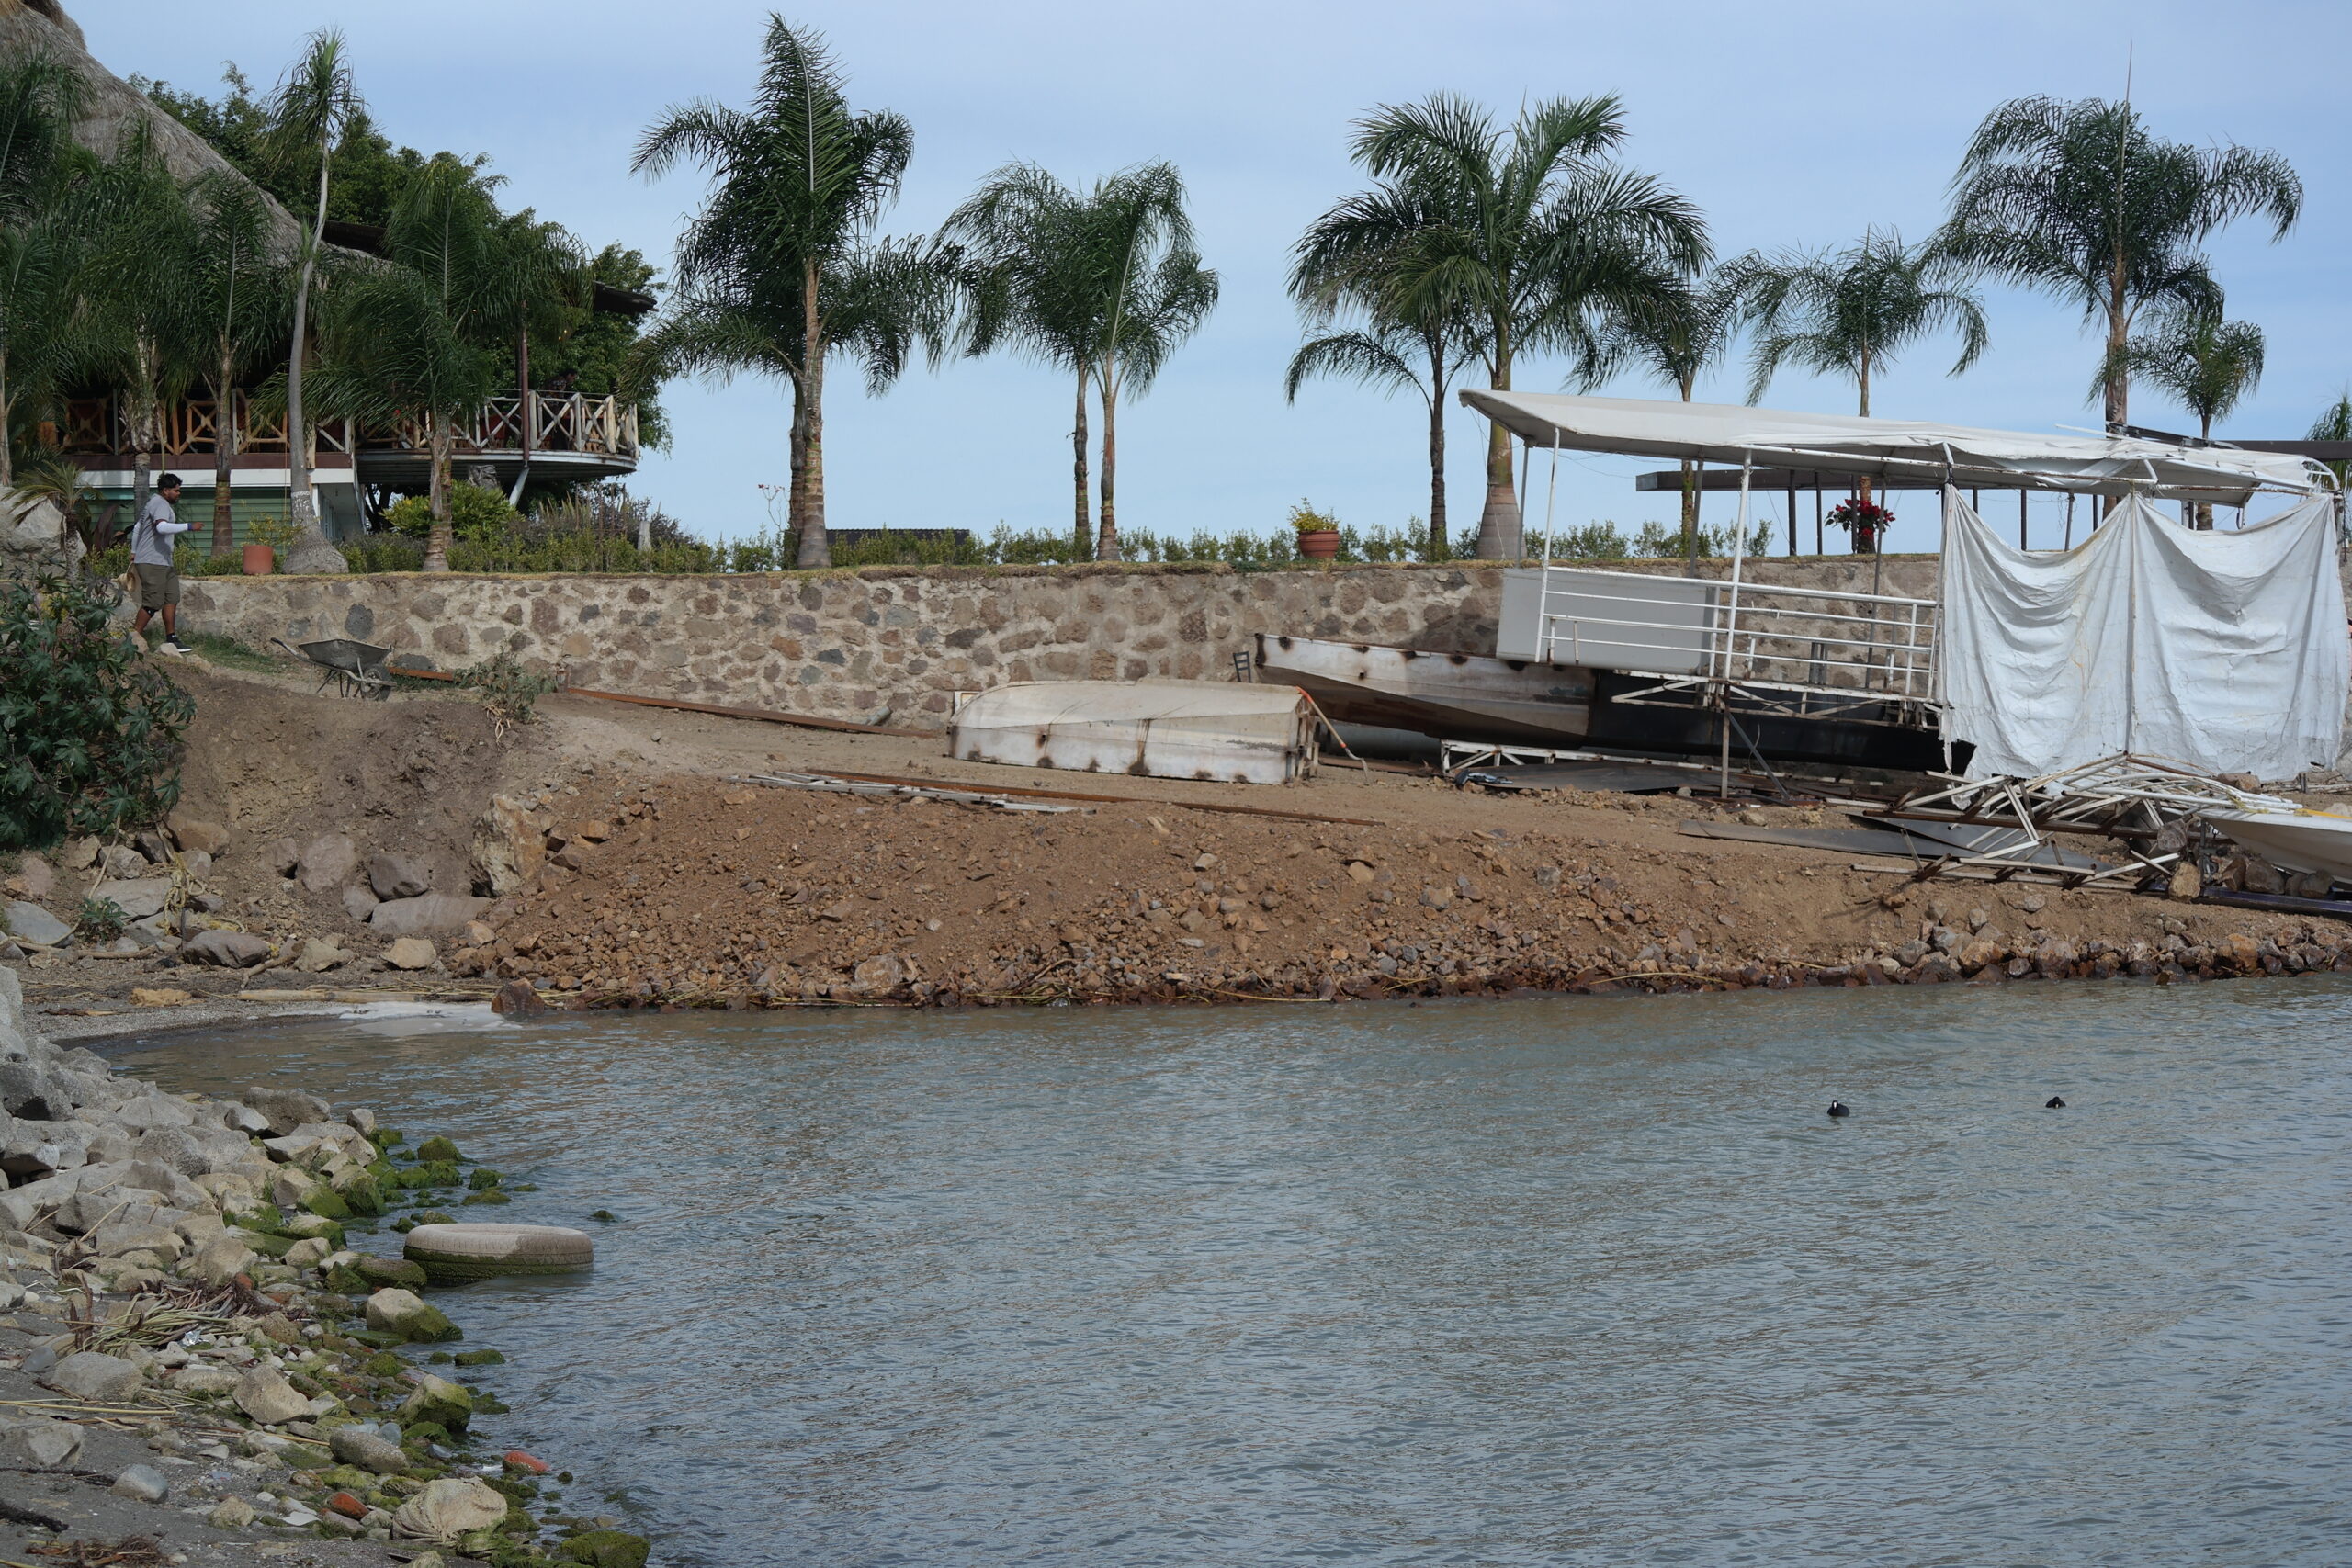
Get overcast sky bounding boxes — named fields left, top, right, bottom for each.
left=86, top=0, right=2351, bottom=554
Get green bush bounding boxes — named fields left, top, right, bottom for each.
left=344, top=536, right=426, bottom=573
left=386, top=482, right=520, bottom=541
left=0, top=573, right=196, bottom=852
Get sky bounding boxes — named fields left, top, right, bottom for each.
left=85, top=0, right=2352, bottom=556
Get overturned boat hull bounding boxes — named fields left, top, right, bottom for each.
left=949, top=679, right=1317, bottom=785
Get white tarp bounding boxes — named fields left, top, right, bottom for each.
left=1938, top=491, right=2346, bottom=780
left=1462, top=389, right=2321, bottom=504
left=949, top=680, right=1318, bottom=784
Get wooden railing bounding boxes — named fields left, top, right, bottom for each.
left=58, top=391, right=639, bottom=464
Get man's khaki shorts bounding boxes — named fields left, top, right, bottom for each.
left=134, top=562, right=179, bottom=611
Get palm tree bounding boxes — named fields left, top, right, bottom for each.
left=2311, top=393, right=2351, bottom=487
left=178, top=174, right=287, bottom=555
left=0, top=48, right=96, bottom=488
left=261, top=28, right=360, bottom=567
left=311, top=264, right=490, bottom=573
left=1284, top=320, right=1470, bottom=560
left=1745, top=230, right=1987, bottom=515
left=85, top=129, right=204, bottom=515
left=1299, top=94, right=1707, bottom=558
left=478, top=206, right=584, bottom=501
left=1090, top=169, right=1215, bottom=563
left=946, top=161, right=1214, bottom=562
left=945, top=165, right=1098, bottom=554
left=2104, top=308, right=2263, bottom=528
left=1584, top=265, right=1750, bottom=553
left=1289, top=184, right=1473, bottom=560
left=633, top=17, right=913, bottom=567
left=1935, top=96, right=2300, bottom=430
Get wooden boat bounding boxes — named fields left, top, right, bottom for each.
left=1254, top=633, right=1962, bottom=773
left=1252, top=634, right=1595, bottom=747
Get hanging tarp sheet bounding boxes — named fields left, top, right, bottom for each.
left=1461, top=390, right=2320, bottom=504
left=1938, top=491, right=2346, bottom=780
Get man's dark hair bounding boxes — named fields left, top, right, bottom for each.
left=156, top=473, right=184, bottom=491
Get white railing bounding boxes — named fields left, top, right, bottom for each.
left=1526, top=567, right=1940, bottom=701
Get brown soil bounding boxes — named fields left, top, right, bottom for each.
left=17, top=654, right=2352, bottom=1015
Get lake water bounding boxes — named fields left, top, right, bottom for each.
left=103, top=980, right=2352, bottom=1566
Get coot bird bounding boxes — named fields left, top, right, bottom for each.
left=1826, top=1100, right=1851, bottom=1118
left=2045, top=1095, right=2066, bottom=1109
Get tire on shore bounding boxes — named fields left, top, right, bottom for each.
left=403, top=1223, right=594, bottom=1284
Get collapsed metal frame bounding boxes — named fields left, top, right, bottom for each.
left=1860, top=753, right=2293, bottom=889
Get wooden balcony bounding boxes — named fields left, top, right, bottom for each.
left=60, top=390, right=639, bottom=486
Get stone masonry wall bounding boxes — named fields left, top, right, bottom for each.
left=181, top=556, right=1941, bottom=730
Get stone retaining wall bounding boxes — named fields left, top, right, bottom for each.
left=180, top=555, right=1941, bottom=729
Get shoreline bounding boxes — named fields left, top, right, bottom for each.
left=0, top=970, right=648, bottom=1566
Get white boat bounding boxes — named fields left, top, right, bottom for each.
left=1253, top=633, right=1595, bottom=747
left=948, top=680, right=1317, bottom=785
left=2199, top=801, right=2352, bottom=885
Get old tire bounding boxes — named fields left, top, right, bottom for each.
left=403, top=1224, right=594, bottom=1283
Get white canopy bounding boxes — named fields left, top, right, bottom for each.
left=1462, top=389, right=2324, bottom=504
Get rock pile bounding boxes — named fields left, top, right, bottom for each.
left=0, top=967, right=647, bottom=1563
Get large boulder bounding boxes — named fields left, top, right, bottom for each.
left=2, top=901, right=70, bottom=948
left=0, top=1415, right=82, bottom=1468
left=87, top=877, right=170, bottom=920
left=245, top=1088, right=331, bottom=1134
left=364, top=1287, right=460, bottom=1344
left=298, top=832, right=360, bottom=894
left=329, top=1423, right=409, bottom=1474
left=40, top=1351, right=142, bottom=1403
left=182, top=929, right=272, bottom=968
left=397, top=1371, right=473, bottom=1433
left=233, top=1366, right=312, bottom=1426
left=368, top=853, right=432, bottom=900
left=368, top=894, right=490, bottom=938
left=166, top=813, right=231, bottom=857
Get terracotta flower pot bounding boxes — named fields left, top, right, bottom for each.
left=1295, top=529, right=1341, bottom=560
left=242, top=544, right=276, bottom=575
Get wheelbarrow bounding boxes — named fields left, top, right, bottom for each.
left=271, top=637, right=394, bottom=700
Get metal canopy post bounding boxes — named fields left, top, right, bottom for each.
left=1719, top=457, right=1755, bottom=797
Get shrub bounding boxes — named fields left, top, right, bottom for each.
left=386, top=483, right=519, bottom=541
left=0, top=572, right=196, bottom=852
left=456, top=650, right=560, bottom=734
left=73, top=896, right=127, bottom=942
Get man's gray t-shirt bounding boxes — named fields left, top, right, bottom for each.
left=131, top=492, right=187, bottom=567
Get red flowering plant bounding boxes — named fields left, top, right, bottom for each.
left=1824, top=497, right=1894, bottom=553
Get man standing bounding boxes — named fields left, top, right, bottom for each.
left=130, top=473, right=192, bottom=655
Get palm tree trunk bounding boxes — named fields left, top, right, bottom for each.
left=1096, top=367, right=1122, bottom=563
left=2193, top=412, right=2214, bottom=528
left=0, top=362, right=13, bottom=489
left=423, top=411, right=454, bottom=572
left=2103, top=254, right=2130, bottom=431
left=1071, top=367, right=1091, bottom=558
left=1855, top=354, right=1874, bottom=513
left=210, top=344, right=238, bottom=556
left=1474, top=347, right=1521, bottom=559
left=286, top=147, right=329, bottom=540
left=795, top=267, right=831, bottom=570
left=1427, top=394, right=1448, bottom=562
left=786, top=379, right=808, bottom=547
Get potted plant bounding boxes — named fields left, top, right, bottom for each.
left=243, top=514, right=299, bottom=575
left=1289, top=500, right=1342, bottom=561
left=1825, top=497, right=1894, bottom=555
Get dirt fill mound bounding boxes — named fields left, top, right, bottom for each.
left=168, top=665, right=547, bottom=928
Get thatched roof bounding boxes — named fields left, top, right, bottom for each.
left=0, top=0, right=311, bottom=253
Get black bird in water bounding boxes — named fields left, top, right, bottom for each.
left=2045, top=1095, right=2066, bottom=1109
left=1826, top=1100, right=1851, bottom=1119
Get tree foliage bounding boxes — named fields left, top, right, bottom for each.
left=1298, top=93, right=1705, bottom=558
left=0, top=573, right=195, bottom=852
left=1934, top=95, right=2299, bottom=426
left=1742, top=228, right=1987, bottom=414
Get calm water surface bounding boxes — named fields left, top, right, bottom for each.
left=104, top=980, right=2352, bottom=1566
